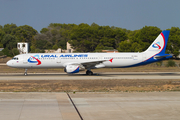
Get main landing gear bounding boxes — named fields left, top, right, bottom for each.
left=24, top=69, right=28, bottom=76
left=86, top=70, right=93, bottom=75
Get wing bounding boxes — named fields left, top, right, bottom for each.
left=65, top=58, right=113, bottom=69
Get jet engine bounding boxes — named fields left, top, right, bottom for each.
left=64, top=65, right=80, bottom=73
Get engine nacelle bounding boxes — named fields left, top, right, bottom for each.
left=64, top=65, right=80, bottom=73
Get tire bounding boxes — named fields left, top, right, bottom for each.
left=86, top=70, right=93, bottom=75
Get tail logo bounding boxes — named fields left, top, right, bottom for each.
left=152, top=42, right=161, bottom=49
left=27, top=55, right=41, bottom=65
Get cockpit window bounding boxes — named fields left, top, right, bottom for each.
left=12, top=57, right=18, bottom=60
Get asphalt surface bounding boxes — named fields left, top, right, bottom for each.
left=0, top=72, right=180, bottom=80
left=0, top=92, right=180, bottom=120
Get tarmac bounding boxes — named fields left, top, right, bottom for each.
left=0, top=72, right=180, bottom=80
left=0, top=92, right=180, bottom=120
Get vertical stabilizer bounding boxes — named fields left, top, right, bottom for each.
left=144, top=30, right=170, bottom=55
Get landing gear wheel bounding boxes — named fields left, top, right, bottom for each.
left=24, top=72, right=27, bottom=76
left=24, top=69, right=28, bottom=76
left=86, top=70, right=93, bottom=75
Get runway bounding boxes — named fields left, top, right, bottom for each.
left=0, top=92, right=180, bottom=120
left=0, top=72, right=180, bottom=80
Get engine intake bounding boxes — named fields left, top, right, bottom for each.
left=64, top=65, right=80, bottom=73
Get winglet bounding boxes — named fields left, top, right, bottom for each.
left=109, top=58, right=113, bottom=63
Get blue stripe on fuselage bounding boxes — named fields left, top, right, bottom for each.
left=117, top=55, right=172, bottom=68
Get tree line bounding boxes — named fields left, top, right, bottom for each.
left=0, top=23, right=180, bottom=58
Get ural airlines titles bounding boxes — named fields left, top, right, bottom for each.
left=40, top=54, right=88, bottom=58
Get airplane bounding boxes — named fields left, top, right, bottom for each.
left=6, top=30, right=172, bottom=75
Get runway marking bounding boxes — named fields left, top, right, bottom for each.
left=0, top=72, right=180, bottom=80
left=67, top=93, right=83, bottom=120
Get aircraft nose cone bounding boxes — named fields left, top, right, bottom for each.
left=6, top=60, right=12, bottom=67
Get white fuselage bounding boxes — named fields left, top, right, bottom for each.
left=7, top=52, right=144, bottom=69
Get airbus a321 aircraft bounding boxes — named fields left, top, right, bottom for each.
left=7, top=30, right=172, bottom=75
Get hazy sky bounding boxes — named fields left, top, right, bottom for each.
left=1, top=0, right=180, bottom=32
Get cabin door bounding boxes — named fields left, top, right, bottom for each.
left=56, top=57, right=61, bottom=63
left=98, top=56, right=103, bottom=60
left=23, top=55, right=28, bottom=64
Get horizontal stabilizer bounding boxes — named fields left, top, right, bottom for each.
left=154, top=54, right=172, bottom=59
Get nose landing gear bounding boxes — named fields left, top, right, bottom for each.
left=24, top=69, right=28, bottom=76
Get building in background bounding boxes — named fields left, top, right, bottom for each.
left=16, top=42, right=118, bottom=54
left=17, top=43, right=29, bottom=54
left=0, top=48, right=4, bottom=52
left=45, top=42, right=74, bottom=53
left=101, top=50, right=118, bottom=53
left=66, top=42, right=74, bottom=53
